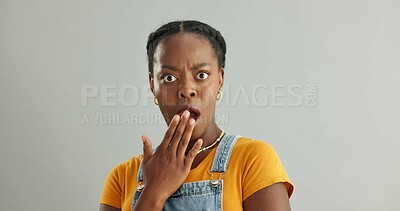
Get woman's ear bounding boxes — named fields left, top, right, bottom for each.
left=218, top=68, right=225, bottom=89
left=149, top=72, right=155, bottom=94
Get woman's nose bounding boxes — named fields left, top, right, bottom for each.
left=178, top=80, right=197, bottom=99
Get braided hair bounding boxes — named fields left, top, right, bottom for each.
left=146, top=20, right=227, bottom=74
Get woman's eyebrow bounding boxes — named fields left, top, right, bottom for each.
left=161, top=64, right=179, bottom=71
left=192, top=63, right=212, bottom=70
left=161, top=63, right=212, bottom=71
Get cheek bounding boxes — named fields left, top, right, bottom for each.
left=153, top=80, right=163, bottom=94
left=199, top=82, right=219, bottom=106
left=155, top=84, right=178, bottom=105
left=155, top=86, right=177, bottom=122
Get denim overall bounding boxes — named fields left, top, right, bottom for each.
left=131, top=134, right=241, bottom=211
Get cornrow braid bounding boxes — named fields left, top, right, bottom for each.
left=146, top=20, right=227, bottom=74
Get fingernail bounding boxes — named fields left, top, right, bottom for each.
left=173, top=115, right=179, bottom=121
left=183, top=110, right=190, bottom=118
left=188, top=118, right=195, bottom=126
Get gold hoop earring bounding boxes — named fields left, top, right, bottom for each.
left=217, top=90, right=223, bottom=100
left=154, top=96, right=159, bottom=105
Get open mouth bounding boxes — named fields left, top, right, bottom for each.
left=177, top=106, right=201, bottom=121
left=188, top=109, right=200, bottom=121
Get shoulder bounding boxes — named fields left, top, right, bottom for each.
left=110, top=155, right=143, bottom=176
left=232, top=136, right=279, bottom=159
left=105, top=155, right=143, bottom=186
left=230, top=136, right=294, bottom=199
left=100, top=155, right=143, bottom=208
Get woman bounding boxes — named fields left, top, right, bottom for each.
left=100, top=20, right=294, bottom=211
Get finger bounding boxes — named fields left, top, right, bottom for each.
left=169, top=110, right=190, bottom=151
left=177, top=118, right=195, bottom=158
left=185, top=139, right=203, bottom=166
left=141, top=135, right=153, bottom=163
left=159, top=115, right=180, bottom=149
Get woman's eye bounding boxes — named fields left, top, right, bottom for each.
left=196, top=72, right=209, bottom=80
left=162, top=74, right=177, bottom=83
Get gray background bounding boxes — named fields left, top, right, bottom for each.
left=1, top=0, right=399, bottom=210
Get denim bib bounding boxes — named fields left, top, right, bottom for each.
left=132, top=134, right=241, bottom=211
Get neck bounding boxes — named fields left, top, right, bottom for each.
left=188, top=121, right=222, bottom=152
left=188, top=121, right=222, bottom=170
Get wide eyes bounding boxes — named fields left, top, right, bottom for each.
left=196, top=72, right=209, bottom=80
left=161, top=72, right=209, bottom=83
left=162, top=74, right=178, bottom=83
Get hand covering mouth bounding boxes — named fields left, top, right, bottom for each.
left=177, top=105, right=201, bottom=121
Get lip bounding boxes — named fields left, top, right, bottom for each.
left=176, top=105, right=201, bottom=121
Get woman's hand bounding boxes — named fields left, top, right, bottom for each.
left=133, top=110, right=203, bottom=210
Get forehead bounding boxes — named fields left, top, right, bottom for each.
left=154, top=32, right=218, bottom=68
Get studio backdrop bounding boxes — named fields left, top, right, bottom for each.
left=0, top=0, right=399, bottom=210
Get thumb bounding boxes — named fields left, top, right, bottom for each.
left=141, top=135, right=153, bottom=163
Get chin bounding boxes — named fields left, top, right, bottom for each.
left=190, top=124, right=204, bottom=141
left=191, top=116, right=212, bottom=139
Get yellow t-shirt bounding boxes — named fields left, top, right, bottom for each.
left=100, top=137, right=294, bottom=211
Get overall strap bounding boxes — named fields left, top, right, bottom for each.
left=210, top=134, right=241, bottom=172
left=136, top=149, right=155, bottom=183
left=137, top=160, right=143, bottom=182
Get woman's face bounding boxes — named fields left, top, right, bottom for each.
left=150, top=32, right=224, bottom=140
